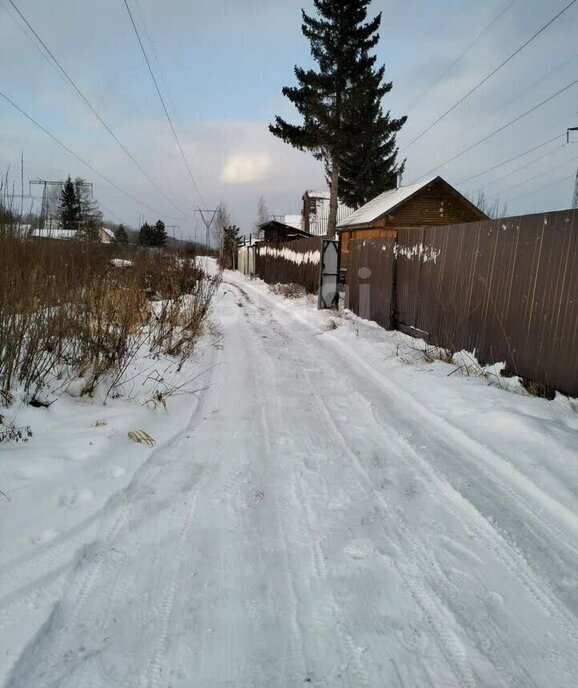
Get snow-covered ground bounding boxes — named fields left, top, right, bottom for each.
left=1, top=265, right=577, bottom=687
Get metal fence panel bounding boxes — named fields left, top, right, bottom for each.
left=254, top=237, right=322, bottom=293
left=396, top=209, right=578, bottom=396
left=346, top=237, right=396, bottom=328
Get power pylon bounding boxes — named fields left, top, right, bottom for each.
left=195, top=208, right=219, bottom=248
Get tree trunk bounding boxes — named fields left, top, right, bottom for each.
left=327, top=155, right=340, bottom=239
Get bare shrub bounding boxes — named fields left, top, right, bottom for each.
left=0, top=225, right=218, bottom=401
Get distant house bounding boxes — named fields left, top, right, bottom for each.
left=283, top=214, right=304, bottom=231
left=302, top=190, right=354, bottom=236
left=31, top=228, right=77, bottom=240
left=257, top=220, right=311, bottom=243
left=99, top=227, right=116, bottom=244
left=31, top=226, right=117, bottom=244
left=337, top=176, right=487, bottom=268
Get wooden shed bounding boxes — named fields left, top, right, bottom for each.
left=337, top=176, right=487, bottom=268
left=258, top=220, right=312, bottom=243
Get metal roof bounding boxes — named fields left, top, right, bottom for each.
left=336, top=177, right=438, bottom=229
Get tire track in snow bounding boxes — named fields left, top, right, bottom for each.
left=292, top=325, right=572, bottom=686
left=233, top=278, right=574, bottom=687
left=6, top=347, right=219, bottom=688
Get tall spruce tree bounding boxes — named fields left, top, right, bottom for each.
left=139, top=222, right=154, bottom=246
left=60, top=176, right=80, bottom=230
left=339, top=65, right=406, bottom=208
left=153, top=220, right=167, bottom=248
left=269, top=0, right=405, bottom=234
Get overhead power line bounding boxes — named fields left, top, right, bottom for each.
left=414, top=80, right=578, bottom=182
left=0, top=89, right=181, bottom=220
left=506, top=172, right=576, bottom=203
left=5, top=0, right=191, bottom=220
left=479, top=143, right=567, bottom=189
left=427, top=54, right=578, bottom=166
left=402, top=0, right=577, bottom=152
left=404, top=0, right=518, bottom=116
left=457, top=134, right=565, bottom=184
left=496, top=153, right=577, bottom=196
left=122, top=0, right=205, bottom=207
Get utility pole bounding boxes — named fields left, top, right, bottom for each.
left=195, top=208, right=219, bottom=249
left=568, top=127, right=578, bottom=209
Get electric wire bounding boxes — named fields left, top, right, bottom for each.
left=506, top=172, right=576, bottom=203
left=5, top=0, right=192, bottom=220
left=495, top=153, right=578, bottom=197
left=404, top=0, right=518, bottom=117
left=0, top=89, right=182, bottom=220
left=457, top=134, right=565, bottom=184
left=401, top=0, right=577, bottom=152
left=122, top=0, right=206, bottom=207
left=479, top=143, right=567, bottom=190
left=413, top=80, right=578, bottom=182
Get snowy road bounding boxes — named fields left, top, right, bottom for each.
left=3, top=271, right=578, bottom=687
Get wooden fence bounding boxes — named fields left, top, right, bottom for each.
left=346, top=209, right=578, bottom=397
left=254, top=237, right=322, bottom=293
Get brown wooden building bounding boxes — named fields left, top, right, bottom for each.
left=258, top=220, right=311, bottom=243
left=337, top=176, right=487, bottom=268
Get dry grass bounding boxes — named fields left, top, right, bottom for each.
left=0, top=226, right=218, bottom=404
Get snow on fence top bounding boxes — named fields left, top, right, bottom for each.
left=258, top=245, right=320, bottom=266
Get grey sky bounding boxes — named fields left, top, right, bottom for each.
left=1, top=0, right=577, bottom=238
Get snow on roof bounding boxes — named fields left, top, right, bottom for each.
left=101, top=227, right=115, bottom=239
left=31, top=228, right=77, bottom=240
left=305, top=190, right=331, bottom=200
left=283, top=214, right=303, bottom=230
left=336, top=177, right=437, bottom=229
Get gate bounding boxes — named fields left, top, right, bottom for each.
left=318, top=239, right=339, bottom=309
left=346, top=237, right=396, bottom=328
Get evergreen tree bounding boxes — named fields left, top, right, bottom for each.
left=60, top=176, right=80, bottom=230
left=152, top=220, right=167, bottom=248
left=115, top=224, right=129, bottom=243
left=269, top=0, right=405, bottom=234
left=338, top=65, right=406, bottom=208
left=139, top=222, right=154, bottom=246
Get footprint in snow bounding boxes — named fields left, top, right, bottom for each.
left=344, top=539, right=374, bottom=560
left=58, top=488, right=95, bottom=509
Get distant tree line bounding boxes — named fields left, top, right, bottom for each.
left=138, top=220, right=167, bottom=247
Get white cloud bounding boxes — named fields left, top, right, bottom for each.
left=220, top=152, right=272, bottom=185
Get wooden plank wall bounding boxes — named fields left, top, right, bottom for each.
left=395, top=209, right=578, bottom=397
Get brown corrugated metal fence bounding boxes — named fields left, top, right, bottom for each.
left=345, top=209, right=578, bottom=397
left=346, top=237, right=396, bottom=328
left=255, top=237, right=322, bottom=293
left=396, top=210, right=578, bottom=396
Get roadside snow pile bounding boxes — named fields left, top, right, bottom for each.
left=109, top=258, right=133, bottom=267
